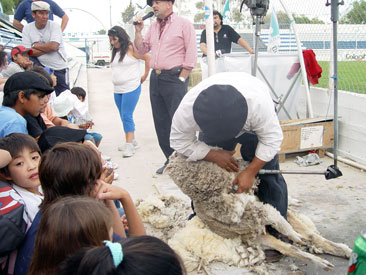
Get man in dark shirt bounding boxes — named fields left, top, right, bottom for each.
left=200, top=10, right=254, bottom=57
left=13, top=0, right=69, bottom=32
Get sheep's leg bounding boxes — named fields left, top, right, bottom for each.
left=259, top=234, right=334, bottom=270
left=287, top=210, right=352, bottom=258
left=262, top=204, right=304, bottom=244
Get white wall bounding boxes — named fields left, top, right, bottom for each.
left=296, top=86, right=366, bottom=165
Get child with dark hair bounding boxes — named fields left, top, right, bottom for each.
left=70, top=86, right=86, bottom=101
left=0, top=71, right=53, bottom=138
left=26, top=66, right=81, bottom=136
left=28, top=196, right=184, bottom=275
left=0, top=133, right=42, bottom=275
left=15, top=142, right=145, bottom=275
left=1, top=46, right=33, bottom=78
left=69, top=86, right=103, bottom=147
left=0, top=50, right=8, bottom=71
left=29, top=196, right=114, bottom=275
left=58, top=236, right=186, bottom=275
left=0, top=133, right=43, bottom=222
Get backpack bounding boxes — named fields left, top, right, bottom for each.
left=0, top=181, right=28, bottom=273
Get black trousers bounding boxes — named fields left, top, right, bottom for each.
left=202, top=131, right=288, bottom=219
left=54, top=68, right=70, bottom=96
left=149, top=69, right=189, bottom=160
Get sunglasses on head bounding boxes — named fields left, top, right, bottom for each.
left=108, top=28, right=117, bottom=35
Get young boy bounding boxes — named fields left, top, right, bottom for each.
left=70, top=86, right=103, bottom=147
left=0, top=133, right=42, bottom=275
left=0, top=71, right=54, bottom=138
left=0, top=133, right=43, bottom=222
left=1, top=46, right=33, bottom=78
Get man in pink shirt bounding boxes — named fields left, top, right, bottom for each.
left=134, top=0, right=197, bottom=174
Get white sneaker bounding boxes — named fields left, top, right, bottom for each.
left=123, top=143, right=135, bottom=158
left=118, top=140, right=139, bottom=151
left=132, top=139, right=139, bottom=149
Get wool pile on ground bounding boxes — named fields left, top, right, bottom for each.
left=136, top=195, right=268, bottom=274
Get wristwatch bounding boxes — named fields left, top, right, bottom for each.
left=178, top=76, right=185, bottom=82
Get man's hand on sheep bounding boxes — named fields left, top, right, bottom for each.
left=233, top=157, right=267, bottom=193
left=204, top=149, right=239, bottom=172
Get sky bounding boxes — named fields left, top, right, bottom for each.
left=52, top=0, right=355, bottom=34
left=52, top=0, right=143, bottom=33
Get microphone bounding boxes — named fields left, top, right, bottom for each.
left=133, top=11, right=154, bottom=25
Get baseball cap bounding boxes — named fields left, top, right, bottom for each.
left=11, top=46, right=32, bottom=58
left=37, top=126, right=87, bottom=153
left=4, top=71, right=54, bottom=95
left=31, top=1, right=50, bottom=11
left=193, top=85, right=248, bottom=145
left=147, top=0, right=174, bottom=7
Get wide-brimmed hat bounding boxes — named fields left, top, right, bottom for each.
left=193, top=84, right=248, bottom=145
left=147, top=0, right=174, bottom=7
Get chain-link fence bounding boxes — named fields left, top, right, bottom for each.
left=234, top=0, right=366, bottom=94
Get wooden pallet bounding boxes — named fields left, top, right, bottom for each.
left=278, top=148, right=326, bottom=163
left=234, top=144, right=326, bottom=163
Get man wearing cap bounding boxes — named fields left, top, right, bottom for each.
left=1, top=46, right=33, bottom=78
left=134, top=0, right=197, bottom=174
left=0, top=71, right=54, bottom=138
left=171, top=72, right=288, bottom=240
left=13, top=0, right=68, bottom=32
left=22, top=1, right=69, bottom=96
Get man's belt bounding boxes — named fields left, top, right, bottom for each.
left=153, top=67, right=182, bottom=75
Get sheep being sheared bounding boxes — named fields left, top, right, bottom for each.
left=167, top=152, right=352, bottom=270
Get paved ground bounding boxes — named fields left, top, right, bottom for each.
left=87, top=67, right=366, bottom=275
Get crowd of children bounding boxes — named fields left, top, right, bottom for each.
left=0, top=25, right=180, bottom=275
left=0, top=45, right=183, bottom=274
left=0, top=138, right=185, bottom=275
left=0, top=1, right=186, bottom=273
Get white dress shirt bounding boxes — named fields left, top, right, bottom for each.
left=170, top=72, right=283, bottom=162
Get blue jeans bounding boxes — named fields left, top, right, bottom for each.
left=114, top=85, right=141, bottom=133
left=84, top=132, right=103, bottom=144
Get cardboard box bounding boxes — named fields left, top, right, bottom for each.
left=280, top=117, right=334, bottom=153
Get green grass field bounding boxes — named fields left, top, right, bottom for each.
left=316, top=61, right=366, bottom=94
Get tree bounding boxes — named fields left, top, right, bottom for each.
left=194, top=12, right=205, bottom=23
left=264, top=11, right=290, bottom=29
left=1, top=0, right=14, bottom=14
left=340, top=0, right=366, bottom=24
left=196, top=1, right=204, bottom=10
left=194, top=0, right=205, bottom=23
left=310, top=17, right=325, bottom=24
left=13, top=0, right=21, bottom=9
left=97, top=29, right=106, bottom=35
left=293, top=14, right=324, bottom=24
left=231, top=9, right=244, bottom=24
left=121, top=0, right=135, bottom=24
left=294, top=15, right=311, bottom=24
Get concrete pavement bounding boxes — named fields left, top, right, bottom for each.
left=86, top=67, right=366, bottom=275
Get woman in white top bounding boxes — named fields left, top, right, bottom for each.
left=108, top=26, right=150, bottom=157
